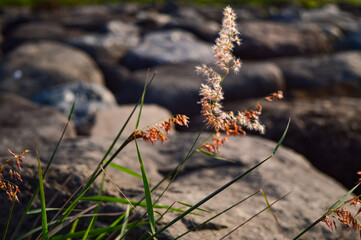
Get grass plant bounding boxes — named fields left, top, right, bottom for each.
left=1, top=5, right=361, bottom=240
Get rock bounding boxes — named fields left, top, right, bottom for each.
left=337, top=31, right=361, bottom=51
left=116, top=62, right=284, bottom=117
left=300, top=4, right=361, bottom=34
left=121, top=30, right=214, bottom=70
left=87, top=104, right=173, bottom=139
left=32, top=82, right=117, bottom=134
left=59, top=5, right=115, bottom=31
left=1, top=21, right=66, bottom=53
left=0, top=41, right=104, bottom=98
left=161, top=6, right=219, bottom=42
left=226, top=97, right=361, bottom=191
left=275, top=51, right=361, bottom=97
left=6, top=133, right=358, bottom=239
left=234, top=21, right=335, bottom=59
left=0, top=93, right=76, bottom=155
left=67, top=20, right=140, bottom=65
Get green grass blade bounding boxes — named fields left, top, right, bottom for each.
left=273, top=118, right=290, bottom=155
left=95, top=214, right=126, bottom=240
left=117, top=205, right=131, bottom=240
left=196, top=149, right=226, bottom=161
left=36, top=151, right=49, bottom=240
left=328, top=182, right=361, bottom=211
left=220, top=192, right=290, bottom=240
left=174, top=190, right=260, bottom=240
left=80, top=196, right=193, bottom=214
left=293, top=182, right=361, bottom=240
left=50, top=221, right=149, bottom=240
left=106, top=161, right=146, bottom=180
left=11, top=98, right=77, bottom=240
left=176, top=201, right=212, bottom=214
left=135, top=139, right=156, bottom=236
left=135, top=71, right=156, bottom=129
left=260, top=189, right=283, bottom=235
left=2, top=192, right=17, bottom=240
left=48, top=204, right=97, bottom=238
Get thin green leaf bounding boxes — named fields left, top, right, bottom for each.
left=117, top=205, right=131, bottom=240
left=106, top=161, right=148, bottom=181
left=273, top=118, right=290, bottom=155
left=48, top=204, right=97, bottom=238
left=220, top=192, right=290, bottom=240
left=328, top=182, right=361, bottom=211
left=174, top=190, right=260, bottom=240
left=135, top=139, right=156, bottom=236
left=37, top=151, right=49, bottom=240
left=2, top=191, right=17, bottom=240
left=293, top=182, right=361, bottom=240
left=11, top=98, right=77, bottom=240
left=81, top=196, right=195, bottom=214
left=260, top=189, right=283, bottom=235
left=196, top=149, right=227, bottom=161
left=50, top=222, right=149, bottom=240
left=176, top=201, right=212, bottom=213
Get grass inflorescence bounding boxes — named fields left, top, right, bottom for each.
left=2, top=5, right=361, bottom=240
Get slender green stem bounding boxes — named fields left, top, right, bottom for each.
left=2, top=193, right=17, bottom=240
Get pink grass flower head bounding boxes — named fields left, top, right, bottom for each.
left=196, top=6, right=283, bottom=153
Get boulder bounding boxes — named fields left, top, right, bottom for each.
left=121, top=30, right=214, bottom=70
left=1, top=21, right=66, bottom=53
left=234, top=21, right=335, bottom=59
left=32, top=82, right=117, bottom=134
left=0, top=41, right=104, bottom=98
left=87, top=104, right=173, bottom=139
left=5, top=133, right=358, bottom=239
left=161, top=6, right=219, bottom=42
left=275, top=51, right=361, bottom=97
left=116, top=62, right=284, bottom=117
left=226, top=97, right=361, bottom=191
left=0, top=93, right=76, bottom=155
left=67, top=20, right=140, bottom=65
left=300, top=4, right=361, bottom=34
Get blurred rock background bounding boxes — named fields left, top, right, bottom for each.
left=1, top=0, right=361, bottom=239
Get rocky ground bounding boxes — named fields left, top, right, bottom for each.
left=1, top=2, right=361, bottom=239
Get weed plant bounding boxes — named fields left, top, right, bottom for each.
left=1, top=5, right=361, bottom=240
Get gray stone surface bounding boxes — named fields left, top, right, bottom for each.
left=0, top=93, right=76, bottom=155
left=32, top=82, right=117, bottom=134
left=275, top=51, right=361, bottom=97
left=0, top=41, right=104, bottom=98
left=122, top=30, right=214, bottom=70
left=68, top=20, right=140, bottom=64
left=117, top=62, right=284, bottom=117
left=87, top=104, right=173, bottom=138
left=234, top=21, right=335, bottom=59
left=6, top=133, right=357, bottom=239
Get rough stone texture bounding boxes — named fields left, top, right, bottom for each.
left=68, top=20, right=140, bottom=64
left=32, top=82, right=117, bottom=134
left=87, top=104, right=174, bottom=138
left=225, top=97, right=361, bottom=191
left=275, top=51, right=361, bottom=97
left=122, top=30, right=214, bottom=70
left=234, top=21, right=335, bottom=59
left=5, top=133, right=358, bottom=239
left=0, top=93, right=76, bottom=155
left=161, top=6, right=220, bottom=42
left=0, top=41, right=104, bottom=98
left=300, top=4, right=361, bottom=34
left=117, top=62, right=284, bottom=117
left=2, top=21, right=67, bottom=52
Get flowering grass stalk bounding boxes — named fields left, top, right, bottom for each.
left=8, top=4, right=356, bottom=240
